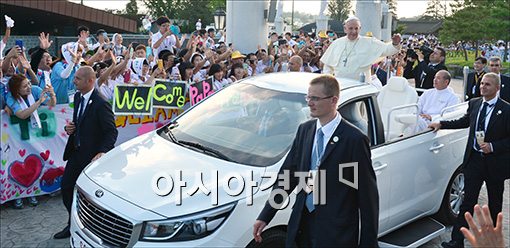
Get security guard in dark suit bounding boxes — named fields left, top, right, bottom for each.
left=488, top=56, right=510, bottom=103
left=465, top=57, right=487, bottom=100
left=429, top=73, right=510, bottom=248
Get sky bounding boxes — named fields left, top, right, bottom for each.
left=70, top=0, right=430, bottom=18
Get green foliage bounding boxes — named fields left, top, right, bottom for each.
left=387, top=0, right=398, bottom=18
left=439, top=0, right=509, bottom=59
left=141, top=0, right=226, bottom=33
left=422, top=0, right=447, bottom=20
left=394, top=23, right=406, bottom=35
left=327, top=0, right=352, bottom=22
left=446, top=50, right=510, bottom=74
left=141, top=0, right=184, bottom=19
left=125, top=0, right=138, bottom=15
left=207, top=0, right=226, bottom=11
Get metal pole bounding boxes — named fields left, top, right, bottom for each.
left=291, top=0, right=294, bottom=32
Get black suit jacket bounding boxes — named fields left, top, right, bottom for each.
left=499, top=74, right=510, bottom=103
left=465, top=71, right=485, bottom=100
left=413, top=61, right=448, bottom=89
left=376, top=68, right=387, bottom=86
left=257, top=119, right=379, bottom=247
left=440, top=98, right=510, bottom=180
left=63, top=89, right=118, bottom=168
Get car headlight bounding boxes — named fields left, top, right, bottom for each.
left=140, top=202, right=236, bottom=242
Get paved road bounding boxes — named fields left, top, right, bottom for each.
left=1, top=182, right=508, bottom=247
left=1, top=78, right=508, bottom=247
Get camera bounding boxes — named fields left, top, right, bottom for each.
left=406, top=45, right=433, bottom=61
left=102, top=43, right=113, bottom=51
left=173, top=56, right=182, bottom=65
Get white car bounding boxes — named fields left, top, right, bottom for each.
left=70, top=73, right=468, bottom=247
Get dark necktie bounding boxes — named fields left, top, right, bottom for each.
left=474, top=102, right=490, bottom=151
left=477, top=102, right=489, bottom=132
left=74, top=96, right=85, bottom=149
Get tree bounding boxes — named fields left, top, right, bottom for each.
left=125, top=0, right=138, bottom=15
left=439, top=0, right=509, bottom=61
left=142, top=0, right=226, bottom=33
left=327, top=0, right=352, bottom=22
left=207, top=0, right=226, bottom=11
left=422, top=0, right=447, bottom=20
left=448, top=0, right=467, bottom=14
left=394, top=23, right=406, bottom=35
left=141, top=0, right=185, bottom=20
left=386, top=0, right=397, bottom=18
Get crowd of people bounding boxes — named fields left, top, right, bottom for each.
left=0, top=13, right=508, bottom=247
left=447, top=40, right=509, bottom=60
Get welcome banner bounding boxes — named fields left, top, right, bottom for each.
left=0, top=102, right=189, bottom=204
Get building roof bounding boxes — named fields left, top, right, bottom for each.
left=398, top=20, right=443, bottom=35
left=0, top=0, right=137, bottom=35
left=299, top=20, right=346, bottom=36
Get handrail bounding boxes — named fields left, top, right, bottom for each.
left=386, top=103, right=419, bottom=140
left=440, top=102, right=468, bottom=117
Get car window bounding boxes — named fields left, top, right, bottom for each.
left=339, top=97, right=377, bottom=146
left=168, top=83, right=310, bottom=167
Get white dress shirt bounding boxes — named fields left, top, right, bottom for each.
left=312, top=112, right=342, bottom=165
left=473, top=96, right=498, bottom=152
left=78, top=89, right=93, bottom=118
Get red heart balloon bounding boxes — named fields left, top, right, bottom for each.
left=8, top=155, right=43, bottom=188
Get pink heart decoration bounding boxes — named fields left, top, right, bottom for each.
left=27, top=188, right=33, bottom=195
left=0, top=170, right=4, bottom=175
left=19, top=189, right=25, bottom=195
left=40, top=150, right=50, bottom=161
left=1, top=178, right=5, bottom=184
left=0, top=196, right=5, bottom=202
left=18, top=149, right=26, bottom=157
left=49, top=160, right=54, bottom=165
left=8, top=155, right=43, bottom=188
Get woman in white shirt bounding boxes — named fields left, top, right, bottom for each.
left=111, top=33, right=126, bottom=57
left=208, top=63, right=229, bottom=91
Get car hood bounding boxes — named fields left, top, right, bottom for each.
left=83, top=131, right=266, bottom=218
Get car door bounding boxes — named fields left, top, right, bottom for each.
left=370, top=110, right=453, bottom=231
left=339, top=96, right=391, bottom=232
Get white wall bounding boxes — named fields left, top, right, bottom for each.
left=226, top=1, right=268, bottom=54
left=356, top=0, right=382, bottom=39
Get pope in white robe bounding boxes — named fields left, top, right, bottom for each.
left=321, top=16, right=401, bottom=82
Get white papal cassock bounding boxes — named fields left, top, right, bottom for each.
left=321, top=36, right=399, bottom=82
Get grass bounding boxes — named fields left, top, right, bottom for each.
left=446, top=50, right=510, bottom=74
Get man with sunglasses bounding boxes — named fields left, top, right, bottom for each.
left=253, top=75, right=379, bottom=247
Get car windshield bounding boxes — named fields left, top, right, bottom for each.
left=163, top=82, right=310, bottom=167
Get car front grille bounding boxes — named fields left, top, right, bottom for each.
left=77, top=190, right=133, bottom=247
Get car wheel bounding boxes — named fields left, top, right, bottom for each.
left=435, top=168, right=464, bottom=225
left=246, top=228, right=286, bottom=248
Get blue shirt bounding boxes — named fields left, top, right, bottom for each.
left=51, top=61, right=77, bottom=104
left=5, top=86, right=48, bottom=114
